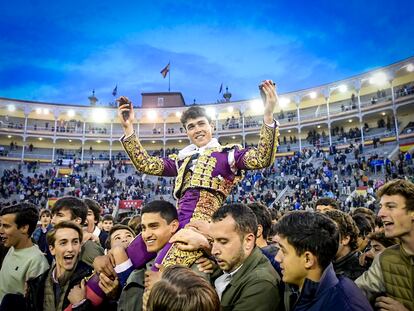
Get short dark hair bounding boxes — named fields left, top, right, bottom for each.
left=367, top=230, right=397, bottom=248
left=315, top=198, right=339, bottom=209
left=247, top=202, right=272, bottom=239
left=46, top=221, right=83, bottom=247
left=325, top=210, right=359, bottom=252
left=352, top=214, right=373, bottom=238
left=377, top=179, right=414, bottom=211
left=350, top=207, right=376, bottom=229
left=212, top=203, right=258, bottom=237
left=39, top=209, right=52, bottom=219
left=180, top=106, right=211, bottom=128
left=0, top=203, right=39, bottom=237
left=147, top=265, right=220, bottom=311
left=275, top=211, right=339, bottom=270
left=102, top=214, right=114, bottom=222
left=51, top=196, right=88, bottom=225
left=84, top=198, right=101, bottom=224
left=141, top=200, right=178, bottom=224
left=106, top=224, right=136, bottom=249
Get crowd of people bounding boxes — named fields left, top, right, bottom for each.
left=1, top=179, right=414, bottom=310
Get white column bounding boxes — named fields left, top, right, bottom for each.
left=323, top=89, right=332, bottom=147
left=81, top=141, right=85, bottom=163
left=390, top=79, right=400, bottom=143
left=241, top=104, right=246, bottom=147
left=21, top=136, right=26, bottom=162
left=295, top=96, right=301, bottom=152
left=109, top=122, right=113, bottom=160
left=355, top=82, right=364, bottom=146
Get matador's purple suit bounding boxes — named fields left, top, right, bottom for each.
left=121, top=122, right=279, bottom=271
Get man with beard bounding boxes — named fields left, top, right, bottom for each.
left=210, top=203, right=281, bottom=311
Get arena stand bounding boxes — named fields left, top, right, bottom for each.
left=1, top=57, right=414, bottom=215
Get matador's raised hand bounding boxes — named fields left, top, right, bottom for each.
left=259, top=80, right=279, bottom=125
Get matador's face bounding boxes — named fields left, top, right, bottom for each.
left=185, top=116, right=214, bottom=148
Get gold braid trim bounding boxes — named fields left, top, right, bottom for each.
left=121, top=132, right=164, bottom=175
left=161, top=243, right=204, bottom=268
left=243, top=122, right=279, bottom=169
left=160, top=191, right=222, bottom=272
left=192, top=190, right=223, bottom=221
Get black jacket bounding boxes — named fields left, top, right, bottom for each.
left=333, top=251, right=366, bottom=281
left=26, top=261, right=93, bottom=311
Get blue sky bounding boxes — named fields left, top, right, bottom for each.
left=0, top=0, right=413, bottom=106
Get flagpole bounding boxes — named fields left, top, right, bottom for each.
left=168, top=62, right=171, bottom=92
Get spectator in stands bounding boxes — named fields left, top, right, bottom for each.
left=51, top=196, right=104, bottom=267
left=210, top=203, right=281, bottom=310
left=325, top=210, right=366, bottom=280
left=32, top=208, right=54, bottom=264
left=315, top=197, right=339, bottom=212
left=356, top=179, right=414, bottom=311
left=101, top=215, right=114, bottom=236
left=0, top=203, right=49, bottom=304
left=84, top=198, right=108, bottom=247
left=274, top=211, right=372, bottom=311
left=147, top=265, right=220, bottom=311
left=26, top=221, right=93, bottom=311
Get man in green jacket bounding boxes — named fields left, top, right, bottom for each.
left=356, top=179, right=414, bottom=311
left=210, top=203, right=282, bottom=311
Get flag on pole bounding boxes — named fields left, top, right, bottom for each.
left=160, top=62, right=170, bottom=78
left=112, top=85, right=118, bottom=96
left=219, top=83, right=223, bottom=94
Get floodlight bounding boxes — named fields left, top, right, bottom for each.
left=147, top=110, right=157, bottom=120
left=279, top=97, right=291, bottom=107
left=92, top=108, right=108, bottom=123
left=369, top=72, right=387, bottom=85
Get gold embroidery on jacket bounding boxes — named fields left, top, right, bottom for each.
left=243, top=123, right=279, bottom=169
left=161, top=243, right=203, bottom=268
left=192, top=190, right=223, bottom=221
left=121, top=133, right=164, bottom=175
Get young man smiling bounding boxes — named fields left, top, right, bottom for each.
left=0, top=203, right=49, bottom=304
left=274, top=211, right=372, bottom=311
left=51, top=196, right=104, bottom=267
left=75, top=200, right=212, bottom=311
left=26, top=221, right=93, bottom=311
left=356, top=179, right=414, bottom=311
left=101, top=80, right=279, bottom=275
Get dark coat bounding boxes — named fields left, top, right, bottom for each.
left=333, top=251, right=366, bottom=281
left=216, top=247, right=282, bottom=311
left=293, top=264, right=372, bottom=311
left=26, top=261, right=93, bottom=311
